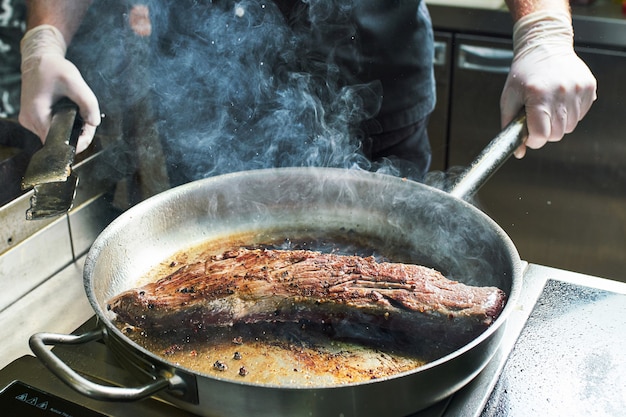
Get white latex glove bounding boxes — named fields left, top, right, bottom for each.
left=19, top=25, right=101, bottom=153
left=500, top=11, right=597, bottom=158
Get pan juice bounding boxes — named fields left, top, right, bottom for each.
left=116, top=320, right=429, bottom=386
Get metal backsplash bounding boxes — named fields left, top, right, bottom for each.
left=0, top=136, right=124, bottom=312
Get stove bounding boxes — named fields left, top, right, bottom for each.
left=1, top=263, right=625, bottom=417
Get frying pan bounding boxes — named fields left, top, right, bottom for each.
left=30, top=113, right=527, bottom=416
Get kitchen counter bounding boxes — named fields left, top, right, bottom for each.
left=427, top=0, right=626, bottom=49
left=1, top=258, right=625, bottom=416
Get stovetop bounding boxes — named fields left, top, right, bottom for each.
left=1, top=263, right=625, bottom=417
left=481, top=279, right=626, bottom=417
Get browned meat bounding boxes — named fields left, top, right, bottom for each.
left=107, top=248, right=506, bottom=348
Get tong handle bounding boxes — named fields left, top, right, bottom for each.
left=21, top=98, right=83, bottom=190
left=48, top=97, right=82, bottom=150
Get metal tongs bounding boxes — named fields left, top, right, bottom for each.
left=21, top=98, right=82, bottom=220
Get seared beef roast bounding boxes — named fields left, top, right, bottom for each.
left=107, top=247, right=507, bottom=348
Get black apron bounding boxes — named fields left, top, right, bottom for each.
left=0, top=0, right=26, bottom=119
left=274, top=0, right=435, bottom=179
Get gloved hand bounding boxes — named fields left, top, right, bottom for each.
left=500, top=11, right=597, bottom=158
left=19, top=25, right=101, bottom=153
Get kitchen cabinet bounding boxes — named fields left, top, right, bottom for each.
left=428, top=28, right=626, bottom=282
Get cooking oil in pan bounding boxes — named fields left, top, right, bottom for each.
left=117, top=321, right=429, bottom=386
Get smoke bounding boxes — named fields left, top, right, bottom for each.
left=69, top=0, right=389, bottom=186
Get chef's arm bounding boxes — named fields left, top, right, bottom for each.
left=502, top=0, right=597, bottom=158
left=25, top=0, right=93, bottom=41
left=19, top=0, right=100, bottom=153
left=505, top=0, right=569, bottom=20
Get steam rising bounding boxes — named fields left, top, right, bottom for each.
left=70, top=2, right=515, bottom=294
left=70, top=0, right=391, bottom=185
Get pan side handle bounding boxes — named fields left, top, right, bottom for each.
left=29, top=328, right=184, bottom=401
left=447, top=111, right=528, bottom=201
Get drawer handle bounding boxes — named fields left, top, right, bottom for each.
left=458, top=44, right=513, bottom=74
left=433, top=40, right=447, bottom=66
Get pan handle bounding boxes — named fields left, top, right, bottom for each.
left=447, top=110, right=528, bottom=201
left=29, top=328, right=185, bottom=401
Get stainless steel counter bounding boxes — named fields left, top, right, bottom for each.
left=0, top=132, right=123, bottom=313
left=0, top=135, right=123, bottom=367
left=0, top=256, right=93, bottom=370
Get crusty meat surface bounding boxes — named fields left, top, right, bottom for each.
left=107, top=248, right=507, bottom=347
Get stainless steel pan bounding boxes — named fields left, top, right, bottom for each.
left=30, top=113, right=527, bottom=416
